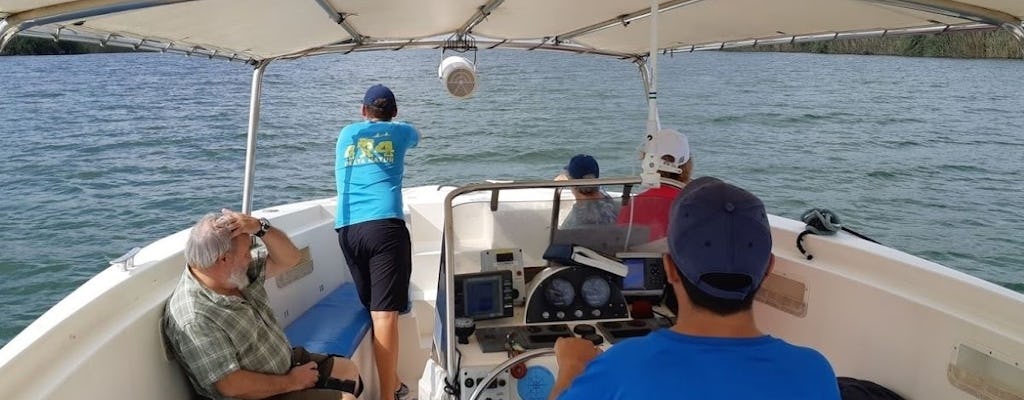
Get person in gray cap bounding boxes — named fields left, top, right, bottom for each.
left=548, top=177, right=839, bottom=400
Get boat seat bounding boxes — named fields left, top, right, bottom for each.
left=284, top=282, right=371, bottom=358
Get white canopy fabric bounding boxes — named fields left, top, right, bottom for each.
left=1, top=0, right=1022, bottom=62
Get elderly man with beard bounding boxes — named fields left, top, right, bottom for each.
left=164, top=209, right=362, bottom=400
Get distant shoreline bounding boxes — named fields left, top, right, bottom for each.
left=1, top=36, right=134, bottom=56
left=732, top=29, right=1022, bottom=59
left=3, top=30, right=1021, bottom=58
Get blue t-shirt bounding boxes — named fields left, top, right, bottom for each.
left=558, top=329, right=840, bottom=400
left=335, top=120, right=420, bottom=228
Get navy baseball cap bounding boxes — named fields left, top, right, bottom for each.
left=363, top=84, right=396, bottom=109
left=566, top=154, right=600, bottom=179
left=668, top=177, right=773, bottom=300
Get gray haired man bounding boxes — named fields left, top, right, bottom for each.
left=164, top=209, right=362, bottom=400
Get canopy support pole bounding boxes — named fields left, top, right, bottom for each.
left=640, top=0, right=662, bottom=188
left=1001, top=22, right=1024, bottom=56
left=241, top=61, right=270, bottom=215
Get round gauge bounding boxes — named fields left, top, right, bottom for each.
left=544, top=278, right=576, bottom=308
left=580, top=276, right=611, bottom=308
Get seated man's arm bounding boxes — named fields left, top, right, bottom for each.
left=171, top=319, right=312, bottom=399
left=548, top=338, right=602, bottom=400
left=215, top=363, right=318, bottom=400
left=260, top=220, right=302, bottom=278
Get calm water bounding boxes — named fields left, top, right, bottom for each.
left=0, top=51, right=1022, bottom=347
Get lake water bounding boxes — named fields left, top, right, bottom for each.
left=0, top=50, right=1022, bottom=347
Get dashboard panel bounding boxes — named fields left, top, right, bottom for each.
left=523, top=266, right=629, bottom=323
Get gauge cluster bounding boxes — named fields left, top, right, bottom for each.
left=524, top=266, right=629, bottom=323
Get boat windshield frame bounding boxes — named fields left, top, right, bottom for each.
left=435, top=176, right=686, bottom=379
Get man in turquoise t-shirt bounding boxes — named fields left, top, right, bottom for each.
left=549, top=177, right=840, bottom=400
left=335, top=84, right=420, bottom=400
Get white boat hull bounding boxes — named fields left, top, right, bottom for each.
left=1, top=185, right=1022, bottom=399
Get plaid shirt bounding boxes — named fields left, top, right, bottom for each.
left=163, top=247, right=292, bottom=400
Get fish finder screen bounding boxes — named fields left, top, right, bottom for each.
left=464, top=275, right=502, bottom=317
left=623, top=259, right=645, bottom=290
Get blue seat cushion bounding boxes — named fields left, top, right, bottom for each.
left=285, top=283, right=370, bottom=358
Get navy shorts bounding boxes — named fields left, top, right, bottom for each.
left=336, top=218, right=411, bottom=312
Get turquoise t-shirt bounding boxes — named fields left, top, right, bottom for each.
left=335, top=120, right=420, bottom=228
left=558, top=329, right=840, bottom=400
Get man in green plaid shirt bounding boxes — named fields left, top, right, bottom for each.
left=164, top=209, right=362, bottom=400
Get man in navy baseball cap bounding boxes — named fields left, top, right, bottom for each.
left=667, top=176, right=773, bottom=305
left=337, top=83, right=420, bottom=400
left=549, top=177, right=839, bottom=400
left=556, top=154, right=618, bottom=228
left=565, top=154, right=599, bottom=179
left=363, top=84, right=397, bottom=113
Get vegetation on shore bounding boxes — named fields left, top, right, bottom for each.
left=2, top=29, right=1021, bottom=58
left=1, top=36, right=132, bottom=56
left=735, top=29, right=1022, bottom=59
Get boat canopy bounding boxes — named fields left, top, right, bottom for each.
left=2, top=0, right=1023, bottom=63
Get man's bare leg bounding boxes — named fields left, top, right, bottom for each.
left=371, top=310, right=400, bottom=400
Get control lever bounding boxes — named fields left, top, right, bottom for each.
left=504, top=332, right=528, bottom=379
left=455, top=317, right=476, bottom=344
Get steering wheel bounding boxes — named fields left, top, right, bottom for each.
left=465, top=348, right=556, bottom=400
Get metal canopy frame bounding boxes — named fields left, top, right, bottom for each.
left=555, top=0, right=704, bottom=43
left=457, top=0, right=505, bottom=36
left=0, top=0, right=197, bottom=56
left=312, top=0, right=365, bottom=45
left=3, top=0, right=1022, bottom=60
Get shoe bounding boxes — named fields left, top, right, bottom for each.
left=395, top=382, right=416, bottom=400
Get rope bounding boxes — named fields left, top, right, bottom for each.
left=796, top=208, right=880, bottom=260
left=796, top=208, right=841, bottom=260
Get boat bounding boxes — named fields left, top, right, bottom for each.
left=1, top=1, right=1023, bottom=399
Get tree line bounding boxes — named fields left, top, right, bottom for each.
left=1, top=36, right=132, bottom=56
left=735, top=29, right=1022, bottom=59
left=3, top=29, right=1022, bottom=58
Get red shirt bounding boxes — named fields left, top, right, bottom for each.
left=617, top=186, right=681, bottom=241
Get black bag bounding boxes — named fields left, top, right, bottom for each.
left=839, top=377, right=906, bottom=400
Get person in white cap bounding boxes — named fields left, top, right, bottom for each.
left=617, top=128, right=694, bottom=240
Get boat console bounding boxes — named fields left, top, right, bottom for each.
left=449, top=248, right=673, bottom=400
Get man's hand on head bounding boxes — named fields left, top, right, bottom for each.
left=219, top=208, right=260, bottom=237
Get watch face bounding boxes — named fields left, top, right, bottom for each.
left=256, top=218, right=270, bottom=236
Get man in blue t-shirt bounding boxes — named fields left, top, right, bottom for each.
left=549, top=177, right=840, bottom=400
left=335, top=84, right=420, bottom=400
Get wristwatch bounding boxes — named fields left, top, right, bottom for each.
left=254, top=217, right=271, bottom=238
